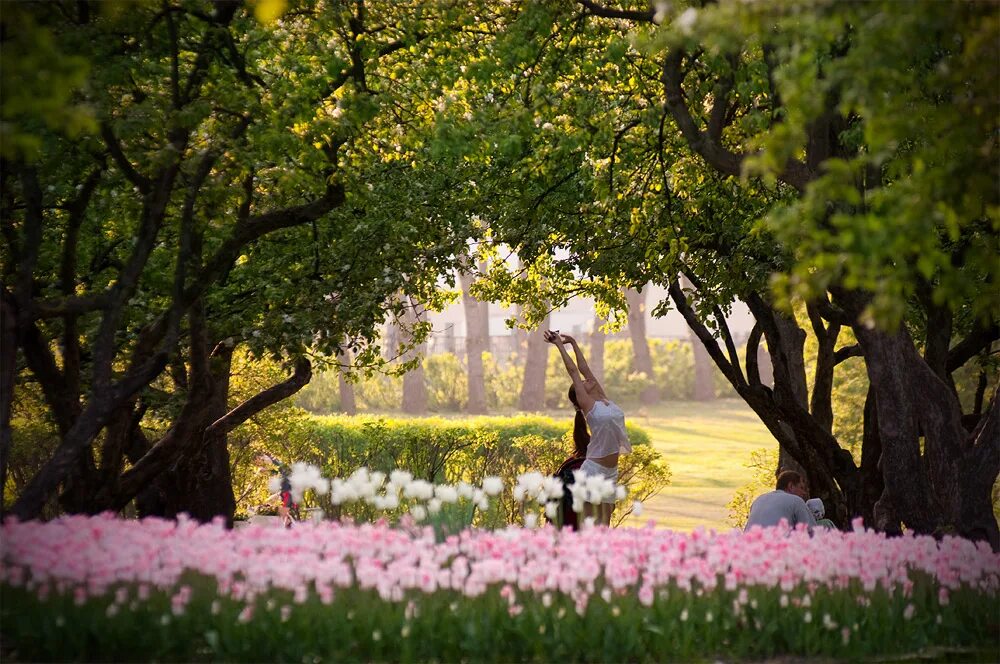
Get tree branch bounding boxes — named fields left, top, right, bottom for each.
left=680, top=268, right=745, bottom=385
left=947, top=323, right=999, bottom=373
left=707, top=56, right=737, bottom=142
left=807, top=302, right=838, bottom=433
left=661, top=50, right=745, bottom=180
left=60, top=164, right=105, bottom=407
left=192, top=183, right=345, bottom=305
left=661, top=50, right=812, bottom=191
left=577, top=0, right=654, bottom=22
left=100, top=122, right=151, bottom=193
left=668, top=279, right=743, bottom=387
left=834, top=344, right=862, bottom=365
left=746, top=322, right=763, bottom=387
left=206, top=358, right=312, bottom=437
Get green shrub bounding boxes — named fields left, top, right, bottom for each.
left=296, top=414, right=663, bottom=528
left=484, top=351, right=523, bottom=410
left=424, top=353, right=468, bottom=412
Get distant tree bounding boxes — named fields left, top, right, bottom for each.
left=519, top=314, right=550, bottom=411
left=460, top=264, right=490, bottom=414
left=400, top=299, right=429, bottom=415
left=337, top=349, right=357, bottom=416
left=590, top=314, right=606, bottom=383
left=626, top=288, right=659, bottom=405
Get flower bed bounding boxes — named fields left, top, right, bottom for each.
left=2, top=515, right=998, bottom=662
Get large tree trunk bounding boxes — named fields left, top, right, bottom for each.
left=590, top=314, right=605, bottom=383
left=852, top=322, right=999, bottom=548
left=771, top=312, right=809, bottom=478
left=519, top=314, right=550, bottom=411
left=156, top=345, right=237, bottom=525
left=400, top=299, right=428, bottom=415
left=856, top=386, right=887, bottom=530
left=626, top=288, right=659, bottom=405
left=460, top=267, right=489, bottom=414
left=90, top=352, right=313, bottom=523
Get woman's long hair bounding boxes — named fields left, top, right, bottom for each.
left=567, top=385, right=590, bottom=457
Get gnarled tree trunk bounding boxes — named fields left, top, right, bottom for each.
left=851, top=322, right=999, bottom=548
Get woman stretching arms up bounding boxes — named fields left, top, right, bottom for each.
left=543, top=330, right=631, bottom=525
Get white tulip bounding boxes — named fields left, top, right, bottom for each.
left=481, top=476, right=503, bottom=496
left=435, top=485, right=459, bottom=504
left=389, top=469, right=413, bottom=487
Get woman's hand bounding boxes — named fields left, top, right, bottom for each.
left=543, top=330, right=564, bottom=345
left=560, top=333, right=576, bottom=345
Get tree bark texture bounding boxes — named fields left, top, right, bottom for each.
left=153, top=345, right=237, bottom=525
left=852, top=324, right=999, bottom=548
left=0, top=296, right=16, bottom=519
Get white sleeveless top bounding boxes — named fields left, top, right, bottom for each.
left=585, top=400, right=631, bottom=458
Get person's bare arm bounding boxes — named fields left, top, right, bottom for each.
left=545, top=331, right=595, bottom=413
left=561, top=334, right=598, bottom=383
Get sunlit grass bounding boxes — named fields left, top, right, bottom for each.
left=525, top=398, right=774, bottom=531
left=610, top=399, right=774, bottom=531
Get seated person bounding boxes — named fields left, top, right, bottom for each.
left=744, top=470, right=816, bottom=531
left=806, top=498, right=837, bottom=529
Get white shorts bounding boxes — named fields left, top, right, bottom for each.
left=580, top=459, right=619, bottom=504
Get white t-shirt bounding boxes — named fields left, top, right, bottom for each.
left=585, top=400, right=631, bottom=458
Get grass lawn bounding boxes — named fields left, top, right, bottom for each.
left=609, top=399, right=775, bottom=532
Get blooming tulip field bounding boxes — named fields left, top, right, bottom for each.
left=2, top=513, right=998, bottom=662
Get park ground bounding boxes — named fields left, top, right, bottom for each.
left=605, top=399, right=772, bottom=531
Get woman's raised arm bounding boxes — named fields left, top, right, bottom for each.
left=561, top=334, right=598, bottom=384
left=544, top=330, right=595, bottom=413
